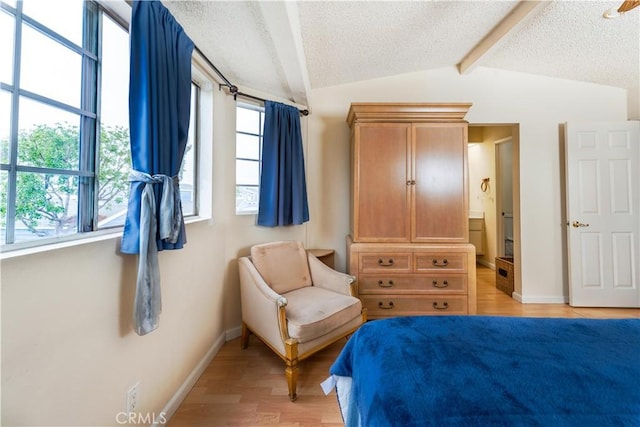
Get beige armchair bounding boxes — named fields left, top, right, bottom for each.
left=238, top=241, right=366, bottom=401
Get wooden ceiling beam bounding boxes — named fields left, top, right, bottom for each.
left=257, top=1, right=312, bottom=108
left=618, top=1, right=640, bottom=13
left=457, top=1, right=551, bottom=75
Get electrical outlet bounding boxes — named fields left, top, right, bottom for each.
left=126, top=382, right=139, bottom=415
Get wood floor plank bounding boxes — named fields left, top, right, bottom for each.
left=168, top=264, right=639, bottom=426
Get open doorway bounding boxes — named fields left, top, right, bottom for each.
left=468, top=124, right=522, bottom=299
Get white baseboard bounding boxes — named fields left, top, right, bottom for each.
left=155, top=327, right=239, bottom=426
left=226, top=325, right=242, bottom=340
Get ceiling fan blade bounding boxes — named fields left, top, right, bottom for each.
left=618, top=0, right=640, bottom=12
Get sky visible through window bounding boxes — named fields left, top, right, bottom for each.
left=15, top=2, right=129, bottom=131
left=236, top=105, right=263, bottom=214
left=100, top=13, right=130, bottom=130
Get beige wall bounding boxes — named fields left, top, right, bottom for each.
left=0, top=64, right=631, bottom=426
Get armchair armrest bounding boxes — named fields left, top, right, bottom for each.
left=238, top=257, right=291, bottom=350
left=307, top=253, right=357, bottom=297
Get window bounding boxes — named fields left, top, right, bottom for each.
left=235, top=103, right=264, bottom=214
left=180, top=83, right=199, bottom=217
left=1, top=1, right=199, bottom=248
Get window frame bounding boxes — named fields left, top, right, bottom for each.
left=179, top=82, right=200, bottom=218
left=1, top=0, right=202, bottom=253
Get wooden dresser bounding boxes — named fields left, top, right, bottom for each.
left=346, top=103, right=477, bottom=319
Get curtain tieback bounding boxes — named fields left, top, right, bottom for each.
left=127, top=169, right=181, bottom=335
left=129, top=169, right=182, bottom=245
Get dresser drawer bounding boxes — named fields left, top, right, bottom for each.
left=358, top=275, right=467, bottom=294
left=414, top=253, right=467, bottom=273
left=361, top=295, right=468, bottom=318
left=359, top=253, right=412, bottom=274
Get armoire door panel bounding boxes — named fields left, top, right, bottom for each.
left=354, top=124, right=411, bottom=242
left=412, top=124, right=468, bottom=242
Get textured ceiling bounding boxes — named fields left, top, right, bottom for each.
left=297, top=1, right=519, bottom=88
left=162, top=1, right=300, bottom=99
left=484, top=0, right=639, bottom=91
left=163, top=0, right=640, bottom=108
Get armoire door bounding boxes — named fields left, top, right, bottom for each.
left=412, top=123, right=469, bottom=243
left=353, top=123, right=411, bottom=242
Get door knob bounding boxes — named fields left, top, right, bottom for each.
left=572, top=221, right=589, bottom=228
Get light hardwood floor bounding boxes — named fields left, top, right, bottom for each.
left=168, top=264, right=640, bottom=426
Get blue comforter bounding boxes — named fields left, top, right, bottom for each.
left=329, top=316, right=640, bottom=426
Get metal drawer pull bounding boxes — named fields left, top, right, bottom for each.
left=378, top=258, right=394, bottom=266
left=432, top=259, right=448, bottom=267
left=432, top=301, right=449, bottom=310
left=378, top=301, right=394, bottom=309
left=377, top=280, right=394, bottom=288
left=432, top=280, right=449, bottom=288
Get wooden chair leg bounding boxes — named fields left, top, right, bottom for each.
left=285, top=364, right=298, bottom=402
left=285, top=339, right=298, bottom=401
left=241, top=322, right=250, bottom=349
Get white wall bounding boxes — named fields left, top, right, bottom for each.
left=628, top=86, right=639, bottom=120
left=0, top=82, right=306, bottom=426
left=305, top=66, right=628, bottom=303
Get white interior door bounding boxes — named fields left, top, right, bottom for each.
left=565, top=121, right=640, bottom=307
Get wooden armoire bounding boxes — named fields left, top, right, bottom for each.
left=346, top=103, right=476, bottom=319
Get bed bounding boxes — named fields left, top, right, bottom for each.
left=324, top=316, right=640, bottom=426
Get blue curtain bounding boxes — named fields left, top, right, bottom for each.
left=257, top=101, right=309, bottom=227
left=121, top=0, right=194, bottom=335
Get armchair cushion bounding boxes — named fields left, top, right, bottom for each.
left=251, top=241, right=312, bottom=294
left=283, top=286, right=362, bottom=344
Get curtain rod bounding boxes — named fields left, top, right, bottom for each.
left=193, top=46, right=310, bottom=116
left=122, top=1, right=309, bottom=116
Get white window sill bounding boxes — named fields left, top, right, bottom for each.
left=0, top=215, right=210, bottom=260
left=236, top=210, right=257, bottom=216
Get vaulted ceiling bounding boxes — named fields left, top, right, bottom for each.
left=163, top=0, right=640, bottom=109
